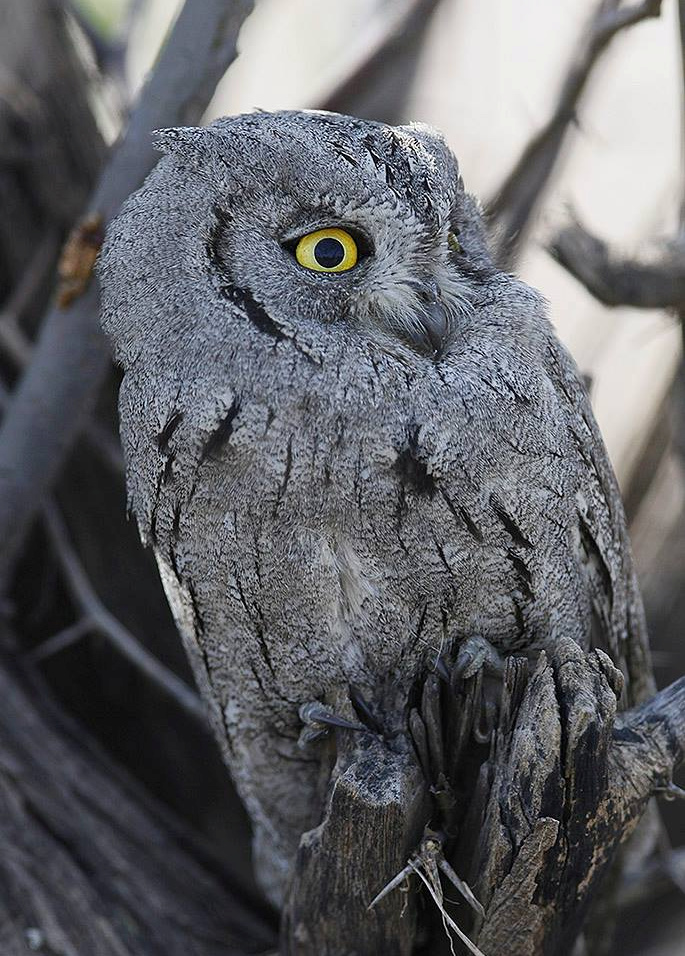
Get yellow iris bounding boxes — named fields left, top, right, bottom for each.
left=295, top=227, right=358, bottom=273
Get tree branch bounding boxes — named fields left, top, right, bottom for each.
left=549, top=218, right=685, bottom=309
left=469, top=639, right=685, bottom=956
left=488, top=0, right=663, bottom=266
left=0, top=0, right=254, bottom=593
left=315, top=0, right=443, bottom=122
left=41, top=502, right=206, bottom=722
left=280, top=640, right=685, bottom=954
left=0, top=642, right=275, bottom=955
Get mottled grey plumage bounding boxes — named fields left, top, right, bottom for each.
left=98, top=109, right=653, bottom=906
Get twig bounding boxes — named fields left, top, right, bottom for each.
left=488, top=0, right=663, bottom=266
left=0, top=267, right=124, bottom=475
left=0, top=0, right=254, bottom=593
left=316, top=0, right=443, bottom=118
left=548, top=218, right=685, bottom=309
left=25, top=617, right=92, bottom=664
left=42, top=502, right=206, bottom=722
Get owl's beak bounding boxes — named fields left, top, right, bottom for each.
left=414, top=280, right=450, bottom=358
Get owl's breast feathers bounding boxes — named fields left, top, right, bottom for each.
left=119, top=287, right=651, bottom=714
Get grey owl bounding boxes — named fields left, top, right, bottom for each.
left=98, top=109, right=653, bottom=907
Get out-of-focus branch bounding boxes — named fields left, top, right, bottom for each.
left=41, top=502, right=206, bottom=722
left=0, top=635, right=275, bottom=955
left=488, top=0, right=663, bottom=266
left=315, top=0, right=443, bottom=122
left=549, top=219, right=685, bottom=309
left=0, top=0, right=254, bottom=593
left=0, top=237, right=124, bottom=475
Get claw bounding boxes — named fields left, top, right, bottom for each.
left=455, top=635, right=504, bottom=680
left=297, top=700, right=366, bottom=748
left=349, top=684, right=384, bottom=734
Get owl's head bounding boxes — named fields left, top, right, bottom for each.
left=100, top=110, right=497, bottom=367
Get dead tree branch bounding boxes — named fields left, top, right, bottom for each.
left=281, top=641, right=685, bottom=955
left=0, top=258, right=124, bottom=475
left=0, top=0, right=254, bottom=593
left=0, top=642, right=274, bottom=956
left=469, top=639, right=685, bottom=956
left=282, top=685, right=430, bottom=955
left=488, top=0, right=663, bottom=266
left=316, top=0, right=443, bottom=122
left=39, top=502, right=206, bottom=722
left=549, top=219, right=685, bottom=309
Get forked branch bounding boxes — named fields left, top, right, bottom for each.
left=488, top=0, right=663, bottom=266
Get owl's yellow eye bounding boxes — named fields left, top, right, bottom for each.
left=295, top=228, right=358, bottom=273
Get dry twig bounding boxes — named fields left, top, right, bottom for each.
left=549, top=219, right=685, bottom=310
left=37, top=502, right=206, bottom=722
left=316, top=0, right=443, bottom=121
left=488, top=0, right=663, bottom=266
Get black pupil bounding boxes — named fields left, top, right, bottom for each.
left=314, top=237, right=346, bottom=268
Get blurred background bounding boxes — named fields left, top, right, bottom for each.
left=1, top=1, right=684, bottom=953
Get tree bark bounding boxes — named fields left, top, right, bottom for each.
left=281, top=642, right=685, bottom=955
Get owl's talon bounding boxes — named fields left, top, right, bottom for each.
left=349, top=684, right=384, bottom=734
left=455, top=635, right=504, bottom=680
left=297, top=700, right=367, bottom=748
left=433, top=655, right=452, bottom=683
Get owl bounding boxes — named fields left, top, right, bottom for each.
left=99, top=110, right=653, bottom=907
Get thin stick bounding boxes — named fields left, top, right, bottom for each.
left=42, top=502, right=206, bottom=722
left=548, top=219, right=685, bottom=310
left=26, top=617, right=93, bottom=663
left=317, top=0, right=442, bottom=115
left=488, top=0, right=663, bottom=266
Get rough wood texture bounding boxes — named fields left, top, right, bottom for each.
left=0, top=646, right=275, bottom=956
left=278, top=641, right=685, bottom=954
left=282, top=690, right=429, bottom=955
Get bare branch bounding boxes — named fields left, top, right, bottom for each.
left=316, top=0, right=443, bottom=121
left=42, top=502, right=207, bottom=722
left=0, top=0, right=254, bottom=592
left=0, top=634, right=274, bottom=955
left=488, top=0, right=663, bottom=266
left=549, top=218, right=685, bottom=309
left=470, top=640, right=685, bottom=956
left=25, top=617, right=92, bottom=664
left=0, top=299, right=125, bottom=476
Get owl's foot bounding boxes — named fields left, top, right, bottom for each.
left=454, top=634, right=504, bottom=680
left=297, top=700, right=367, bottom=748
